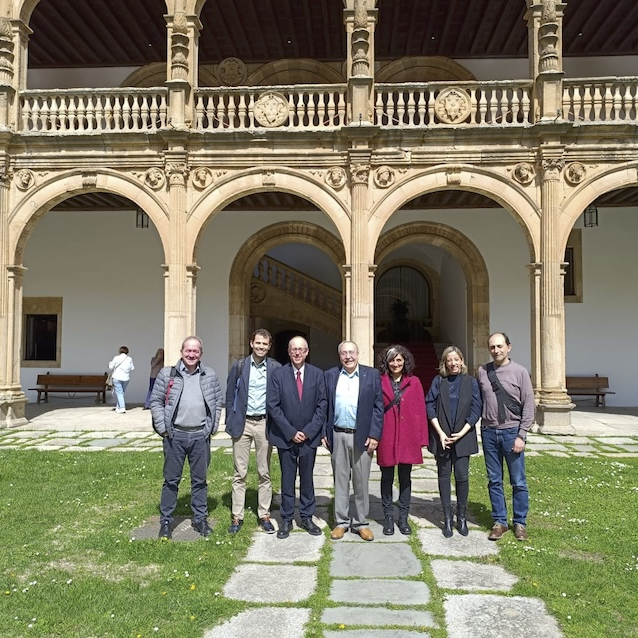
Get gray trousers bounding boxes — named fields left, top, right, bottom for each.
left=331, top=430, right=372, bottom=530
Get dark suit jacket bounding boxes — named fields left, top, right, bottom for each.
left=324, top=364, right=384, bottom=453
left=267, top=363, right=327, bottom=449
left=224, top=356, right=281, bottom=439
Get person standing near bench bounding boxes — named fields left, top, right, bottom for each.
left=225, top=329, right=281, bottom=535
left=477, top=332, right=534, bottom=542
left=144, top=348, right=164, bottom=410
left=108, top=346, right=135, bottom=414
left=151, top=336, right=223, bottom=540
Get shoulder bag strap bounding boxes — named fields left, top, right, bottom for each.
left=486, top=362, right=522, bottom=420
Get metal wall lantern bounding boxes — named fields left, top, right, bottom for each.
left=584, top=204, right=598, bottom=227
left=136, top=209, right=149, bottom=229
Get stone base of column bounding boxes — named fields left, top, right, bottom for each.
left=0, top=392, right=29, bottom=429
left=536, top=402, right=576, bottom=435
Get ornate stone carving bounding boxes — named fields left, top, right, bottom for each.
left=81, top=172, right=98, bottom=189
left=250, top=282, right=266, bottom=303
left=145, top=167, right=166, bottom=190
left=263, top=170, right=276, bottom=186
left=565, top=162, right=586, bottom=185
left=539, top=0, right=560, bottom=73
left=350, top=164, right=370, bottom=185
left=373, top=166, right=395, bottom=188
left=446, top=166, right=462, bottom=186
left=15, top=169, right=35, bottom=191
left=512, top=162, right=536, bottom=185
left=434, top=87, right=471, bottom=124
left=324, top=166, right=347, bottom=190
left=351, top=0, right=370, bottom=77
left=170, top=12, right=189, bottom=81
left=166, top=162, right=189, bottom=186
left=254, top=92, right=289, bottom=128
left=542, top=1, right=557, bottom=23
left=218, top=57, right=247, bottom=86
left=192, top=167, right=212, bottom=189
left=541, top=158, right=565, bottom=181
left=0, top=17, right=14, bottom=83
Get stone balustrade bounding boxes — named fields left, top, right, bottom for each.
left=562, top=78, right=638, bottom=122
left=253, top=255, right=341, bottom=320
left=20, top=88, right=168, bottom=132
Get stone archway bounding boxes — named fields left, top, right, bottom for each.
left=228, top=222, right=346, bottom=362
left=375, top=222, right=489, bottom=371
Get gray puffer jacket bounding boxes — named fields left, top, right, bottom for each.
left=150, top=361, right=223, bottom=438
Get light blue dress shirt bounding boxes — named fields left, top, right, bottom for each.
left=246, top=356, right=267, bottom=416
left=334, top=366, right=360, bottom=429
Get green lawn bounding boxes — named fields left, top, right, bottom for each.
left=1, top=449, right=637, bottom=637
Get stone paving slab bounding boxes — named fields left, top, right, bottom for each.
left=330, top=578, right=430, bottom=605
left=593, top=437, right=638, bottom=445
left=410, top=478, right=440, bottom=492
left=431, top=559, right=518, bottom=591
left=84, top=438, right=129, bottom=448
left=204, top=607, right=311, bottom=638
left=330, top=543, right=422, bottom=578
left=444, top=594, right=564, bottom=638
left=245, top=531, right=325, bottom=563
left=324, top=632, right=429, bottom=638
left=223, top=564, right=317, bottom=602
left=322, top=607, right=437, bottom=629
left=417, top=529, right=499, bottom=558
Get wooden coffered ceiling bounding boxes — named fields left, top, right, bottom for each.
left=28, top=0, right=638, bottom=68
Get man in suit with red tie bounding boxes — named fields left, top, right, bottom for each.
left=323, top=341, right=384, bottom=541
left=267, top=335, right=327, bottom=539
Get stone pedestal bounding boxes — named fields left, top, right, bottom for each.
left=536, top=403, right=576, bottom=435
left=0, top=391, right=28, bottom=428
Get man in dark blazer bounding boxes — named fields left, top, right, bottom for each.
left=267, top=335, right=327, bottom=539
left=323, top=340, right=384, bottom=541
left=225, top=329, right=281, bottom=535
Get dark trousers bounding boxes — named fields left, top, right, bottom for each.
left=160, top=429, right=211, bottom=524
left=436, top=452, right=470, bottom=509
left=380, top=463, right=413, bottom=516
left=277, top=443, right=317, bottom=521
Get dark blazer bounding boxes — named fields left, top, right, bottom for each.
left=425, top=374, right=481, bottom=458
left=267, top=363, right=327, bottom=449
left=324, top=364, right=384, bottom=453
left=224, top=356, right=281, bottom=438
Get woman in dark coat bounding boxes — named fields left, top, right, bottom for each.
left=426, top=346, right=482, bottom=537
left=377, top=345, right=429, bottom=536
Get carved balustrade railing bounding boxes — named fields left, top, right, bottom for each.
left=375, top=81, right=533, bottom=127
left=562, top=78, right=638, bottom=122
left=20, top=88, right=168, bottom=132
left=194, top=85, right=347, bottom=130
left=253, top=256, right=341, bottom=320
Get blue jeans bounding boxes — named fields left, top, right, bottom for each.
left=112, top=379, right=129, bottom=410
left=160, top=430, right=211, bottom=524
left=482, top=425, right=529, bottom=526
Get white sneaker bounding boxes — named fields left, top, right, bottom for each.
left=115, top=408, right=126, bottom=414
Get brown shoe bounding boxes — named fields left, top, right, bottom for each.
left=514, top=523, right=529, bottom=541
left=488, top=523, right=509, bottom=541
left=355, top=526, right=374, bottom=541
left=330, top=526, right=347, bottom=540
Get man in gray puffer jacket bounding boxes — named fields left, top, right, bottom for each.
left=150, top=336, right=223, bottom=539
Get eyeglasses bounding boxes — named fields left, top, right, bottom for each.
left=183, top=349, right=201, bottom=354
left=289, top=348, right=308, bottom=354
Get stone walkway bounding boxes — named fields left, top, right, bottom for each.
left=3, top=402, right=638, bottom=637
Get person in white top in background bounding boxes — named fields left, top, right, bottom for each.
left=109, top=345, right=135, bottom=413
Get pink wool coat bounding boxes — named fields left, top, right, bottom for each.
left=377, top=373, right=429, bottom=467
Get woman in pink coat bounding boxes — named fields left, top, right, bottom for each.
left=377, top=345, right=429, bottom=536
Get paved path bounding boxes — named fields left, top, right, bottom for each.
left=2, top=402, right=638, bottom=637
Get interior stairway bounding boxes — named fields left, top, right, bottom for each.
left=398, top=341, right=441, bottom=394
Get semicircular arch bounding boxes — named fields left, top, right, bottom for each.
left=11, top=170, right=170, bottom=264
left=188, top=167, right=351, bottom=261
left=368, top=166, right=539, bottom=262
left=247, top=59, right=344, bottom=85
left=228, top=221, right=346, bottom=361
left=376, top=221, right=490, bottom=370
left=376, top=56, right=476, bottom=83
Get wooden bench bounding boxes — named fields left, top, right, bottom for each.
left=29, top=373, right=108, bottom=404
left=566, top=375, right=615, bottom=407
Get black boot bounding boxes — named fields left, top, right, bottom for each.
left=383, top=514, right=395, bottom=535
left=456, top=505, right=469, bottom=536
left=397, top=513, right=412, bottom=535
left=443, top=506, right=454, bottom=538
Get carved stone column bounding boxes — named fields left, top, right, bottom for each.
left=347, top=157, right=375, bottom=365
left=165, top=12, right=202, bottom=127
left=526, top=1, right=566, bottom=121
left=163, top=153, right=191, bottom=362
left=537, top=153, right=575, bottom=433
left=344, top=0, right=378, bottom=124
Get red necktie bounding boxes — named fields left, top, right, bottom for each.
left=296, top=370, right=303, bottom=400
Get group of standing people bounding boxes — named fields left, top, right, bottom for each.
left=147, top=329, right=534, bottom=544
